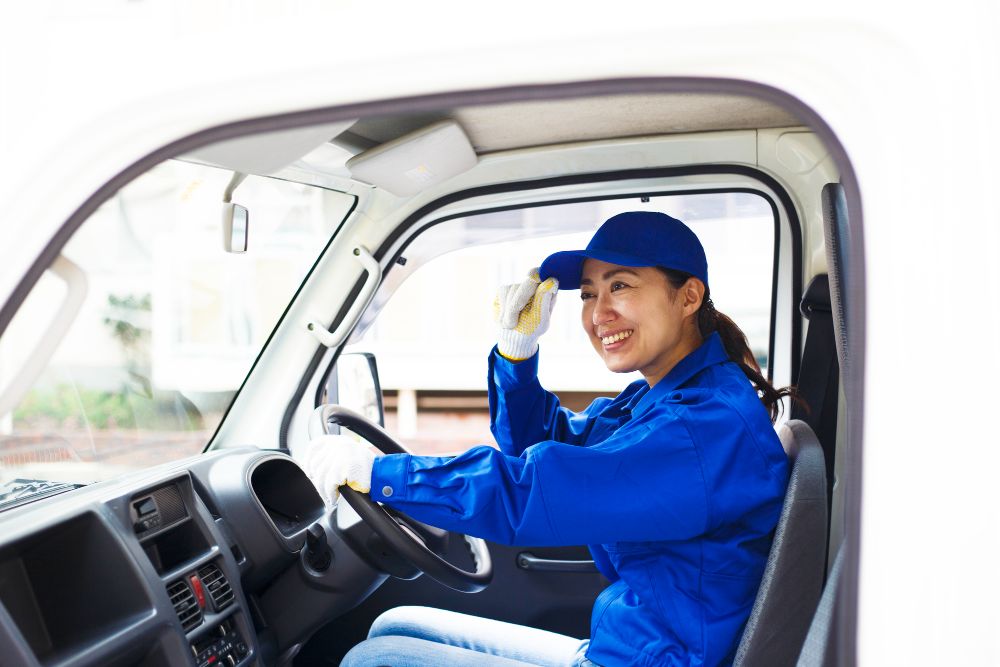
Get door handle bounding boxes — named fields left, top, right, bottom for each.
left=516, top=552, right=598, bottom=573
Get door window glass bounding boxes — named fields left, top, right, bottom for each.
left=352, top=193, right=775, bottom=454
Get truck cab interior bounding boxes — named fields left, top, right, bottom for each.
left=0, top=82, right=860, bottom=667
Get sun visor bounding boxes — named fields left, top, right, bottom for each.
left=181, top=121, right=355, bottom=175
left=346, top=120, right=478, bottom=196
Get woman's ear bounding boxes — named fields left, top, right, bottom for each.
left=682, top=278, right=705, bottom=317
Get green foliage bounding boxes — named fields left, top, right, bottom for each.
left=13, top=384, right=203, bottom=431
left=103, top=291, right=155, bottom=400
left=107, top=293, right=152, bottom=311
left=104, top=319, right=144, bottom=348
left=14, top=291, right=204, bottom=432
left=103, top=293, right=151, bottom=350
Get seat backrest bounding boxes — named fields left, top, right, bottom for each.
left=733, top=419, right=828, bottom=667
left=796, top=542, right=845, bottom=666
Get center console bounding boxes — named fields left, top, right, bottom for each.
left=191, top=617, right=249, bottom=667
left=131, top=479, right=255, bottom=666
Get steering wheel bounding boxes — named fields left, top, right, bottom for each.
left=309, top=404, right=492, bottom=593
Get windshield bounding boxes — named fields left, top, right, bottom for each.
left=0, top=160, right=354, bottom=489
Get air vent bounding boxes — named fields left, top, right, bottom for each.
left=167, top=579, right=202, bottom=631
left=197, top=563, right=235, bottom=610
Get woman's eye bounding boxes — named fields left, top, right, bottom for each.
left=611, top=281, right=629, bottom=292
left=580, top=291, right=594, bottom=301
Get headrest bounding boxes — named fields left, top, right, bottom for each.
left=799, top=274, right=831, bottom=320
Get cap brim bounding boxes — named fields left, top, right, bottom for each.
left=539, top=249, right=657, bottom=290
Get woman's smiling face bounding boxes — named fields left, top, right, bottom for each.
left=580, top=258, right=704, bottom=386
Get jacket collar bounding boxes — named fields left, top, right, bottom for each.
left=631, top=332, right=729, bottom=417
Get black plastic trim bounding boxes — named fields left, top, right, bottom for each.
left=770, top=199, right=782, bottom=385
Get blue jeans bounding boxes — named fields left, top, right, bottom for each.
left=340, top=606, right=600, bottom=666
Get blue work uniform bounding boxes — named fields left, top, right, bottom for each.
left=370, top=332, right=789, bottom=666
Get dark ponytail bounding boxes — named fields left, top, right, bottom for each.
left=659, top=268, right=796, bottom=422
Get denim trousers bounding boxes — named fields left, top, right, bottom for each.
left=340, top=606, right=600, bottom=667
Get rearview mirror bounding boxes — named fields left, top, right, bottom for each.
left=221, top=202, right=248, bottom=253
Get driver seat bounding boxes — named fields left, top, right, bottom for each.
left=733, top=419, right=828, bottom=666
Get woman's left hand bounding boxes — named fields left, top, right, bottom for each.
left=303, top=434, right=377, bottom=505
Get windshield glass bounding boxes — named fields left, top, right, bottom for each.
left=0, top=160, right=354, bottom=487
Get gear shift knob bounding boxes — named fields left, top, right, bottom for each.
left=305, top=523, right=332, bottom=572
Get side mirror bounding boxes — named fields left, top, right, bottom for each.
left=323, top=352, right=384, bottom=429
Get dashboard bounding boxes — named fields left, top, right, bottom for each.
left=0, top=448, right=387, bottom=667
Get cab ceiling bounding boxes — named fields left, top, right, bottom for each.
left=340, top=93, right=802, bottom=154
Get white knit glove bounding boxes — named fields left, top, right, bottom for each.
left=303, top=434, right=377, bottom=505
left=493, top=268, right=559, bottom=361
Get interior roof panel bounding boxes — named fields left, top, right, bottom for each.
left=345, top=93, right=802, bottom=153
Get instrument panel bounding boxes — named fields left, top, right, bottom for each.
left=0, top=447, right=382, bottom=667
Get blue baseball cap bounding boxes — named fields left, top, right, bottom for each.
left=540, top=211, right=709, bottom=290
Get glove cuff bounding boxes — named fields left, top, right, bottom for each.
left=346, top=457, right=373, bottom=493
left=497, top=329, right=538, bottom=362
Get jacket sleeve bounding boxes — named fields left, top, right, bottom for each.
left=370, top=417, right=709, bottom=547
left=588, top=543, right=619, bottom=582
left=488, top=346, right=611, bottom=456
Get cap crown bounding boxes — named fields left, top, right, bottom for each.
left=540, top=211, right=708, bottom=290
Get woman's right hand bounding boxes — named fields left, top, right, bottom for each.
left=493, top=268, right=559, bottom=361
left=302, top=434, right=377, bottom=506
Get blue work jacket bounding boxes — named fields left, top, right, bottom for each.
left=370, top=332, right=789, bottom=666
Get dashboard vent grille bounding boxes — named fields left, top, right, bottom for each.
left=197, top=563, right=234, bottom=610
left=167, top=579, right=202, bottom=631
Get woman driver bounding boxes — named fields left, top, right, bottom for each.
left=306, top=211, right=792, bottom=666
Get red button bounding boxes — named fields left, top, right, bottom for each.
left=189, top=575, right=206, bottom=608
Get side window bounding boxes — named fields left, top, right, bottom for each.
left=354, top=193, right=775, bottom=455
